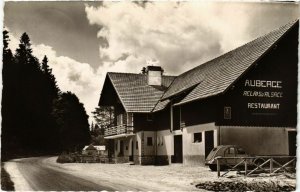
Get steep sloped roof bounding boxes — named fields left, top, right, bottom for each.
left=152, top=99, right=170, bottom=112
left=162, top=20, right=297, bottom=105
left=107, top=72, right=175, bottom=112
left=83, top=145, right=96, bottom=151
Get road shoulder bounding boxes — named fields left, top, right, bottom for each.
left=4, top=160, right=32, bottom=191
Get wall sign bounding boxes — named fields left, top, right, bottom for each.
left=219, top=30, right=297, bottom=127
left=243, top=79, right=283, bottom=111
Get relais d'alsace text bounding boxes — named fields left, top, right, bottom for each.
left=243, top=79, right=283, bottom=110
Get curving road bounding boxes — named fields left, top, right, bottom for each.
left=7, top=157, right=115, bottom=191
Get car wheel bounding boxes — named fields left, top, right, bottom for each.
left=209, top=164, right=217, bottom=171
left=209, top=164, right=227, bottom=171
left=254, top=158, right=265, bottom=167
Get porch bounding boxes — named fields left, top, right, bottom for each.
left=104, top=124, right=135, bottom=139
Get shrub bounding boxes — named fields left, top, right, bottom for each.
left=56, top=153, right=75, bottom=163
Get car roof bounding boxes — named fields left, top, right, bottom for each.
left=215, top=145, right=245, bottom=153
left=216, top=145, right=238, bottom=149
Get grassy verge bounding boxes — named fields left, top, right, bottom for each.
left=195, top=180, right=295, bottom=191
left=1, top=163, right=15, bottom=191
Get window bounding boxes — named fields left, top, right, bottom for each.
left=225, top=147, right=235, bottom=155
left=147, top=137, right=153, bottom=146
left=117, top=114, right=123, bottom=125
left=193, top=132, right=202, bottom=143
left=157, top=137, right=163, bottom=146
left=147, top=114, right=153, bottom=121
left=224, top=106, right=231, bottom=119
left=127, top=113, right=134, bottom=126
left=237, top=148, right=245, bottom=154
left=136, top=141, right=138, bottom=150
left=125, top=145, right=128, bottom=150
left=115, top=142, right=118, bottom=150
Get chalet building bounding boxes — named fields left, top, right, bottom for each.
left=99, top=66, right=175, bottom=164
left=98, top=20, right=298, bottom=165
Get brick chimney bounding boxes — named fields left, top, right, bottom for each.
left=144, top=66, right=164, bottom=86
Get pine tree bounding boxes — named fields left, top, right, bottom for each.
left=92, top=106, right=114, bottom=129
left=91, top=121, right=94, bottom=132
left=52, top=92, right=91, bottom=152
left=41, top=55, right=60, bottom=95
left=40, top=55, right=61, bottom=152
left=2, top=31, right=93, bottom=158
left=2, top=30, right=18, bottom=160
left=14, top=32, right=46, bottom=152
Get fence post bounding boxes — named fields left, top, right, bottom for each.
left=270, top=158, right=273, bottom=174
left=217, top=158, right=220, bottom=177
left=244, top=159, right=247, bottom=177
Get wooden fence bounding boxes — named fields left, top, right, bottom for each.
left=216, top=156, right=296, bottom=177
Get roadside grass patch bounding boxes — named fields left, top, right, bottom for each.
left=1, top=164, right=15, bottom=191
left=195, top=180, right=295, bottom=192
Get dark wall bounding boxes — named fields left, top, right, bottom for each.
left=180, top=96, right=218, bottom=127
left=134, top=107, right=171, bottom=132
left=173, top=107, right=181, bottom=130
left=218, top=23, right=298, bottom=127
left=99, top=76, right=120, bottom=106
left=134, top=113, right=156, bottom=132
left=155, top=107, right=171, bottom=131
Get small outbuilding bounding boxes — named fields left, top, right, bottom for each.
left=82, top=144, right=106, bottom=155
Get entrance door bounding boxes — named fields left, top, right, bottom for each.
left=129, top=139, right=134, bottom=161
left=288, top=131, right=296, bottom=156
left=205, top=131, right=214, bottom=158
left=108, top=139, right=114, bottom=158
left=120, top=140, right=124, bottom=156
left=173, top=135, right=183, bottom=163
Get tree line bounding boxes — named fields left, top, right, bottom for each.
left=2, top=31, right=91, bottom=161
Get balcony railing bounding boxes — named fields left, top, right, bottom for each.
left=104, top=124, right=134, bottom=137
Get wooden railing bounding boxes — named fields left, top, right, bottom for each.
left=104, top=124, right=134, bottom=137
left=216, top=156, right=296, bottom=177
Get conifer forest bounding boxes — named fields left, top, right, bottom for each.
left=2, top=30, right=91, bottom=161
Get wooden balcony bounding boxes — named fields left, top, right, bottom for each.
left=104, top=124, right=135, bottom=139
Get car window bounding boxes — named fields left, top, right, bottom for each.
left=237, top=148, right=245, bottom=154
left=225, top=147, right=235, bottom=155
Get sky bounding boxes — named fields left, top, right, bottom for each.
left=3, top=1, right=299, bottom=123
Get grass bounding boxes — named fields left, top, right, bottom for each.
left=1, top=164, right=15, bottom=191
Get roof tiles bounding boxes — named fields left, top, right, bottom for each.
left=108, top=72, right=175, bottom=112
left=164, top=20, right=297, bottom=105
left=100, top=20, right=297, bottom=112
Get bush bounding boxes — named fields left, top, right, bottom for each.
left=56, top=153, right=75, bottom=163
left=1, top=165, right=15, bottom=191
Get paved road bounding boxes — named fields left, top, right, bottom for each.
left=9, top=157, right=115, bottom=191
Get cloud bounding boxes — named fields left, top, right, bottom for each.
left=85, top=2, right=298, bottom=75
left=85, top=2, right=246, bottom=74
left=6, top=30, right=150, bottom=123
left=5, top=2, right=298, bottom=124
left=7, top=31, right=100, bottom=122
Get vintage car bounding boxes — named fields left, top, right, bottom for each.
left=205, top=145, right=257, bottom=171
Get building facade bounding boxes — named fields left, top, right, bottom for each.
left=98, top=20, right=298, bottom=165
